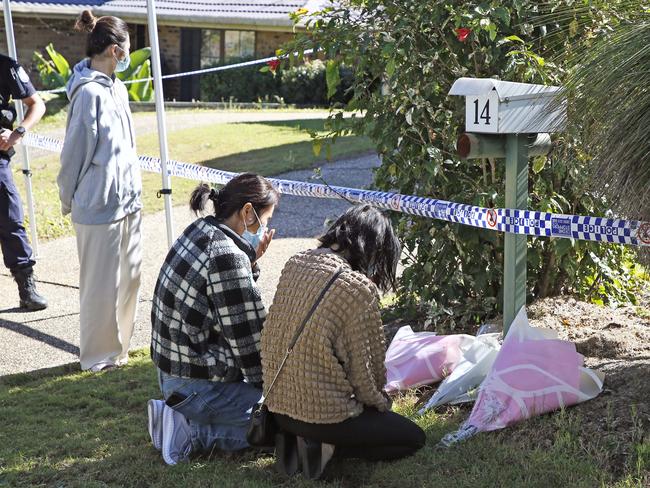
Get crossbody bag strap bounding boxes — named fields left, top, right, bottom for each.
left=262, top=268, right=344, bottom=404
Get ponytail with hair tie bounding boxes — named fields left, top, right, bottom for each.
left=189, top=174, right=278, bottom=220
left=75, top=9, right=129, bottom=58
left=75, top=10, right=97, bottom=33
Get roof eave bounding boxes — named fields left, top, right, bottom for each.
left=96, top=9, right=302, bottom=31
left=7, top=4, right=90, bottom=19
left=8, top=4, right=305, bottom=32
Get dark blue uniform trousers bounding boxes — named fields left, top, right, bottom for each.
left=0, top=160, right=35, bottom=272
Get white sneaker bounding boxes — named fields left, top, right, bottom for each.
left=162, top=407, right=193, bottom=465
left=88, top=361, right=116, bottom=373
left=147, top=399, right=165, bottom=451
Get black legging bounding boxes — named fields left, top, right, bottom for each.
left=273, top=408, right=426, bottom=462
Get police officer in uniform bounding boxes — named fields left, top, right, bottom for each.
left=0, top=54, right=47, bottom=310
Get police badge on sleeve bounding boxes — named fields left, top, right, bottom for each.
left=17, top=66, right=30, bottom=83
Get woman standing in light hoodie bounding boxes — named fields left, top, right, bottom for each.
left=58, top=10, right=142, bottom=372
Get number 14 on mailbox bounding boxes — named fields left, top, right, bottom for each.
left=448, top=78, right=567, bottom=333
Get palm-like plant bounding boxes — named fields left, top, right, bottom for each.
left=33, top=43, right=71, bottom=94
left=546, top=2, right=650, bottom=224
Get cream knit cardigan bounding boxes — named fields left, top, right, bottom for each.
left=261, top=248, right=389, bottom=423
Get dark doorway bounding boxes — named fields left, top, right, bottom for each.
left=180, top=28, right=201, bottom=101
left=135, top=24, right=146, bottom=50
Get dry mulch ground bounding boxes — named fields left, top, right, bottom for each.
left=525, top=296, right=649, bottom=475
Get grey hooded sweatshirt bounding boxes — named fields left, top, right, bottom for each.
left=58, top=59, right=142, bottom=225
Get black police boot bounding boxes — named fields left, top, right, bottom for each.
left=12, top=267, right=48, bottom=311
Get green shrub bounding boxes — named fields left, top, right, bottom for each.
left=279, top=60, right=327, bottom=104
left=199, top=57, right=282, bottom=103
left=282, top=1, right=646, bottom=330
left=200, top=58, right=353, bottom=105
left=279, top=59, right=353, bottom=105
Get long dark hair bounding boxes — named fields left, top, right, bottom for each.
left=75, top=10, right=129, bottom=58
left=190, top=173, right=279, bottom=220
left=319, top=205, right=401, bottom=292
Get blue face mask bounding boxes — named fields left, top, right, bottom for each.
left=242, top=208, right=266, bottom=251
left=114, top=47, right=130, bottom=73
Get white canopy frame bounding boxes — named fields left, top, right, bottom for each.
left=146, top=0, right=174, bottom=247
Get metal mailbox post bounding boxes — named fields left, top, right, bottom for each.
left=448, top=78, right=566, bottom=333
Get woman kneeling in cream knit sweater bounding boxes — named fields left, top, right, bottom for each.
left=261, top=205, right=425, bottom=479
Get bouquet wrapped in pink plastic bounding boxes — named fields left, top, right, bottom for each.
left=384, top=326, right=478, bottom=392
left=439, top=308, right=604, bottom=447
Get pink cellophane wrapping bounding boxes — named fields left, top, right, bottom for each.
left=466, top=308, right=604, bottom=433
left=384, top=326, right=477, bottom=392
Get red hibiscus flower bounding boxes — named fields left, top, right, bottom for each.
left=267, top=59, right=281, bottom=73
left=455, top=28, right=471, bottom=42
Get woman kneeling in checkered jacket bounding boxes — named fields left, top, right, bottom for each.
left=148, top=173, right=278, bottom=465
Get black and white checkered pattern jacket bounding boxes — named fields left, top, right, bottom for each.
left=151, top=216, right=265, bottom=388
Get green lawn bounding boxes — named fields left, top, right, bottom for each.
left=14, top=113, right=374, bottom=241
left=0, top=350, right=646, bottom=488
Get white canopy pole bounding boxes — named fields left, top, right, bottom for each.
left=3, top=0, right=39, bottom=256
left=146, top=0, right=174, bottom=247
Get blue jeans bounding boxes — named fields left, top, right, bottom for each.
left=158, top=370, right=262, bottom=453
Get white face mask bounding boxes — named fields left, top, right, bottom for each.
left=242, top=208, right=266, bottom=251
left=114, top=46, right=130, bottom=72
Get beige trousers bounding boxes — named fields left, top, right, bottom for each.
left=74, top=211, right=142, bottom=371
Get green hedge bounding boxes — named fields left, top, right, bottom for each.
left=281, top=0, right=647, bottom=329
left=199, top=58, right=353, bottom=105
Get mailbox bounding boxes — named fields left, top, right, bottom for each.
left=448, top=77, right=567, bottom=333
left=448, top=77, right=566, bottom=134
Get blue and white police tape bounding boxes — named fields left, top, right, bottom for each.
left=39, top=49, right=316, bottom=95
left=22, top=132, right=650, bottom=247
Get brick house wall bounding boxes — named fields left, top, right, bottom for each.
left=0, top=16, right=86, bottom=82
left=153, top=24, right=181, bottom=99
left=255, top=31, right=293, bottom=57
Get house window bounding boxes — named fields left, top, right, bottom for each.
left=201, top=29, right=222, bottom=67
left=200, top=29, right=256, bottom=66
left=225, top=31, right=255, bottom=59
